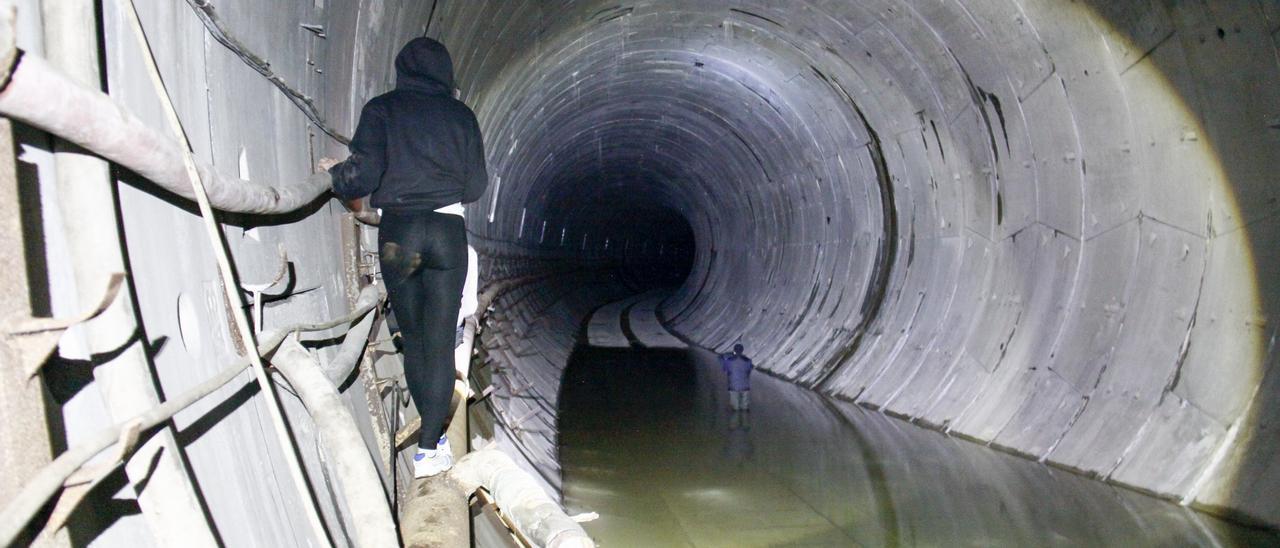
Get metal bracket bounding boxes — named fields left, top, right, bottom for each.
left=469, top=385, right=495, bottom=404
left=394, top=416, right=421, bottom=451
left=239, top=244, right=289, bottom=336
left=6, top=272, right=125, bottom=378
left=299, top=23, right=326, bottom=38
left=45, top=418, right=143, bottom=533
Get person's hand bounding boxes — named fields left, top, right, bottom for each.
left=343, top=197, right=381, bottom=226
left=316, top=157, right=340, bottom=171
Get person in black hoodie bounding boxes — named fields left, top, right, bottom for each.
left=324, top=37, right=488, bottom=478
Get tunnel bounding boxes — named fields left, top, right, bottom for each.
left=449, top=0, right=1280, bottom=531
left=2, top=0, right=1278, bottom=546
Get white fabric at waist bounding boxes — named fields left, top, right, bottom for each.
left=434, top=202, right=465, bottom=217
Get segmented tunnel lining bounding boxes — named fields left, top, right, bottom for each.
left=443, top=1, right=1280, bottom=528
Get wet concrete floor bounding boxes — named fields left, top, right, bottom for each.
left=558, top=346, right=1280, bottom=547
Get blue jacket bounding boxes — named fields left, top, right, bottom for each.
left=720, top=352, right=753, bottom=392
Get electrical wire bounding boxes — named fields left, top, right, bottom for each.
left=185, top=0, right=351, bottom=145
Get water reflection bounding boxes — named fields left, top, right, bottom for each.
left=558, top=347, right=1279, bottom=547
left=722, top=411, right=754, bottom=466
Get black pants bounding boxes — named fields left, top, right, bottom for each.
left=379, top=211, right=467, bottom=449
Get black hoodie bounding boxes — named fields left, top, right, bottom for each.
left=329, top=37, right=489, bottom=212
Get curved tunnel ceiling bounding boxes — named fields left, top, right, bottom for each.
left=417, top=1, right=1280, bottom=525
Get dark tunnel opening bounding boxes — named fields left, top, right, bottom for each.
left=533, top=170, right=699, bottom=291
left=613, top=208, right=695, bottom=291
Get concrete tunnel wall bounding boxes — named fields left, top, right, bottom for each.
left=421, top=0, right=1280, bottom=527
left=16, top=0, right=443, bottom=544
left=14, top=0, right=1278, bottom=544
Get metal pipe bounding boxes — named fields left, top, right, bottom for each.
left=325, top=310, right=377, bottom=386
left=271, top=338, right=399, bottom=548
left=39, top=1, right=217, bottom=544
left=0, top=286, right=383, bottom=547
left=452, top=449, right=594, bottom=548
left=0, top=48, right=330, bottom=214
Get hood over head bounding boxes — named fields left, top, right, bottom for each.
left=395, top=37, right=454, bottom=95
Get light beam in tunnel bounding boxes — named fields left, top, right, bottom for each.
left=424, top=1, right=1278, bottom=527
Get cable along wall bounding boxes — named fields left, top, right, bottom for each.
left=7, top=0, right=455, bottom=544
left=434, top=0, right=1280, bottom=528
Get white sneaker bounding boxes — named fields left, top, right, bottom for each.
left=413, top=436, right=454, bottom=478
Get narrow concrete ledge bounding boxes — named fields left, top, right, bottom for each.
left=587, top=292, right=687, bottom=350
left=625, top=294, right=687, bottom=350
left=586, top=295, right=643, bottom=348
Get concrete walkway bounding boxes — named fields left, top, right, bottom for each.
left=586, top=295, right=644, bottom=348
left=627, top=294, right=688, bottom=349
left=586, top=291, right=686, bottom=350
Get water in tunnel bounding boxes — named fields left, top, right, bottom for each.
left=446, top=0, right=1280, bottom=537
left=558, top=345, right=1280, bottom=545
left=5, top=0, right=1279, bottom=545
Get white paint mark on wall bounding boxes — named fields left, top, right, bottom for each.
left=176, top=292, right=202, bottom=356
left=237, top=146, right=250, bottom=181
left=488, top=175, right=502, bottom=222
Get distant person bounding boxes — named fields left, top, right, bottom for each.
left=320, top=37, right=488, bottom=478
left=719, top=343, right=753, bottom=411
